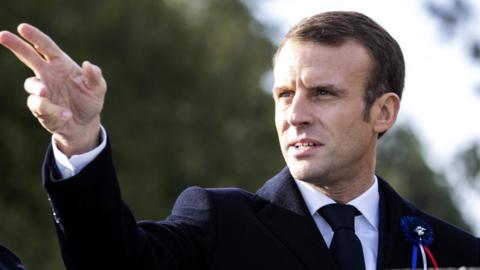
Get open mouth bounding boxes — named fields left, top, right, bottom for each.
left=294, top=142, right=317, bottom=149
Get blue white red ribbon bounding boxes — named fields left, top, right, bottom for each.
left=400, top=216, right=438, bottom=270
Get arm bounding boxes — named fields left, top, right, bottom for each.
left=1, top=24, right=214, bottom=269
left=44, top=140, right=215, bottom=269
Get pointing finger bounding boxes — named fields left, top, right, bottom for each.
left=17, top=23, right=63, bottom=61
left=24, top=77, right=47, bottom=97
left=0, top=31, right=44, bottom=75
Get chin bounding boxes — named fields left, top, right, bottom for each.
left=287, top=162, right=320, bottom=182
left=287, top=159, right=336, bottom=186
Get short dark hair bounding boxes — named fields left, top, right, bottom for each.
left=274, top=11, right=405, bottom=121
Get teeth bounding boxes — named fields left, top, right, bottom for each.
left=294, top=142, right=315, bottom=148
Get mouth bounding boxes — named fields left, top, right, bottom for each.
left=288, top=139, right=323, bottom=160
left=287, top=139, right=323, bottom=158
left=292, top=141, right=318, bottom=149
left=288, top=139, right=322, bottom=149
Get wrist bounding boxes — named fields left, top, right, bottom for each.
left=54, top=119, right=102, bottom=157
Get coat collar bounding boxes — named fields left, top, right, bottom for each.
left=255, top=168, right=422, bottom=269
left=377, top=176, right=421, bottom=269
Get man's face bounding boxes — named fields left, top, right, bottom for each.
left=273, top=39, right=378, bottom=184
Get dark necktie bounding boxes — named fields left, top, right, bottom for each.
left=319, top=204, right=366, bottom=270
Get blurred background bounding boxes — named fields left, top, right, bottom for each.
left=0, top=0, right=478, bottom=269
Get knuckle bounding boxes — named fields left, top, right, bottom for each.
left=27, top=95, right=50, bottom=115
left=101, top=80, right=107, bottom=92
left=36, top=98, right=50, bottom=112
left=24, top=76, right=46, bottom=95
left=24, top=76, right=34, bottom=84
left=26, top=95, right=37, bottom=107
left=24, top=77, right=34, bottom=89
left=26, top=96, right=40, bottom=116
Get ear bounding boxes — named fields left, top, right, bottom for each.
left=370, top=92, right=400, bottom=134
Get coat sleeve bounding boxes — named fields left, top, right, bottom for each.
left=0, top=244, right=25, bottom=270
left=42, top=139, right=216, bottom=270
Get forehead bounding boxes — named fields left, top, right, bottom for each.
left=273, top=39, right=373, bottom=89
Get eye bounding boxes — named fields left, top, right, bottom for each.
left=315, top=88, right=332, bottom=96
left=277, top=91, right=294, bottom=99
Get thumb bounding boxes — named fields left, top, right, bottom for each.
left=82, top=61, right=104, bottom=89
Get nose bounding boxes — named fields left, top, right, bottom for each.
left=286, top=93, right=312, bottom=127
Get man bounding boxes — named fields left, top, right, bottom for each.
left=0, top=11, right=478, bottom=269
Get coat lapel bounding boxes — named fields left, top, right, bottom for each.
left=254, top=170, right=422, bottom=269
left=377, top=177, right=421, bottom=269
left=255, top=167, right=336, bottom=270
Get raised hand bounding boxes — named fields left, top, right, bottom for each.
left=0, top=24, right=106, bottom=156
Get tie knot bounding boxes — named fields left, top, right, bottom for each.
left=319, top=204, right=359, bottom=231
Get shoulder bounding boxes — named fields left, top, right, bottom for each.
left=419, top=211, right=479, bottom=264
left=169, top=186, right=258, bottom=224
left=378, top=177, right=480, bottom=264
left=381, top=178, right=477, bottom=245
left=173, top=186, right=255, bottom=208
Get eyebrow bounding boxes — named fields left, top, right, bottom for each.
left=305, top=84, right=348, bottom=96
left=273, top=84, right=347, bottom=95
left=272, top=86, right=292, bottom=94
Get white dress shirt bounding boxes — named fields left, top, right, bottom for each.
left=295, top=178, right=379, bottom=270
left=52, top=126, right=107, bottom=179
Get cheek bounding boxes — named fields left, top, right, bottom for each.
left=332, top=102, right=365, bottom=128
left=338, top=118, right=375, bottom=154
left=323, top=108, right=371, bottom=145
left=274, top=109, right=287, bottom=132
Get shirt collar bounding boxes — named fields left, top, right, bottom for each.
left=294, top=176, right=379, bottom=231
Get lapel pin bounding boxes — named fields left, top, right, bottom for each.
left=400, top=216, right=438, bottom=270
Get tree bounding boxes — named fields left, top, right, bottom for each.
left=425, top=0, right=480, bottom=65
left=0, top=0, right=279, bottom=268
left=424, top=0, right=480, bottom=224
left=455, top=142, right=480, bottom=189
left=377, top=125, right=471, bottom=230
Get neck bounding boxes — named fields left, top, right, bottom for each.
left=310, top=172, right=375, bottom=203
left=310, top=152, right=377, bottom=203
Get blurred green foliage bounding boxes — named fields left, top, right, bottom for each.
left=0, top=0, right=280, bottom=268
left=455, top=142, right=480, bottom=188
left=377, top=125, right=471, bottom=230
left=0, top=0, right=473, bottom=269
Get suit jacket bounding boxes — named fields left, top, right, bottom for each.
left=43, top=141, right=480, bottom=269
left=0, top=244, right=24, bottom=270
